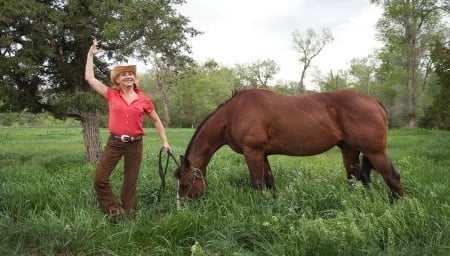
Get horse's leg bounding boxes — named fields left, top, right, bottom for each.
left=364, top=152, right=404, bottom=199
left=339, top=143, right=362, bottom=184
left=243, top=150, right=266, bottom=190
left=263, top=155, right=277, bottom=191
left=361, top=155, right=373, bottom=184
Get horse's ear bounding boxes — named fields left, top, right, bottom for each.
left=179, top=155, right=191, bottom=168
left=184, top=158, right=191, bottom=168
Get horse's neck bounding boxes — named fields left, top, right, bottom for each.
left=187, top=114, right=226, bottom=170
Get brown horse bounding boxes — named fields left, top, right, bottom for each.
left=174, top=89, right=403, bottom=208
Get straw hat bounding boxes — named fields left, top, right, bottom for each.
left=110, top=64, right=137, bottom=85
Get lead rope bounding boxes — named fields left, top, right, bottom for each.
left=157, top=147, right=179, bottom=202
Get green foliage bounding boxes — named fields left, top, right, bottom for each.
left=0, top=127, right=449, bottom=255
left=348, top=56, right=377, bottom=95
left=2, top=0, right=449, bottom=132
left=419, top=40, right=450, bottom=129
left=50, top=91, right=107, bottom=121
left=0, top=0, right=52, bottom=112
left=371, top=0, right=447, bottom=127
left=152, top=62, right=240, bottom=128
left=293, top=28, right=334, bottom=93
left=0, top=0, right=199, bottom=119
left=0, top=112, right=78, bottom=127
left=314, top=69, right=349, bottom=92
left=233, top=59, right=280, bottom=87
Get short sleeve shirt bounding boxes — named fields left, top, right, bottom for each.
left=105, top=87, right=154, bottom=136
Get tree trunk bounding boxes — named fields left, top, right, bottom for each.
left=407, top=77, right=417, bottom=128
left=162, top=89, right=170, bottom=128
left=405, top=17, right=418, bottom=128
left=81, top=112, right=102, bottom=164
left=298, top=66, right=307, bottom=94
left=298, top=52, right=309, bottom=94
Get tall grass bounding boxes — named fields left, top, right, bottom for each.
left=0, top=127, right=449, bottom=255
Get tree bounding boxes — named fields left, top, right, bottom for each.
left=0, top=0, right=52, bottom=113
left=371, top=0, right=446, bottom=128
left=233, top=59, right=280, bottom=87
left=313, top=69, right=349, bottom=92
left=420, top=39, right=450, bottom=129
left=169, top=60, right=239, bottom=127
left=292, top=28, right=334, bottom=94
left=145, top=53, right=194, bottom=127
left=348, top=56, right=378, bottom=95
left=1, top=0, right=199, bottom=163
left=271, top=80, right=298, bottom=95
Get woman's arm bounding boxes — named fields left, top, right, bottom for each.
left=148, top=110, right=171, bottom=152
left=85, top=39, right=108, bottom=97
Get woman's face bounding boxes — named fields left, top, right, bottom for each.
left=116, top=71, right=135, bottom=87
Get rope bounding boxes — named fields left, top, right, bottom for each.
left=156, top=147, right=179, bottom=202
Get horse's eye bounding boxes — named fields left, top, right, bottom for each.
left=180, top=184, right=189, bottom=189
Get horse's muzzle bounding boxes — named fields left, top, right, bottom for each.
left=176, top=197, right=187, bottom=209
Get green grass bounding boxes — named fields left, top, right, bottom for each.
left=0, top=127, right=449, bottom=255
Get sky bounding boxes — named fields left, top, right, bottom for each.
left=175, top=0, right=383, bottom=84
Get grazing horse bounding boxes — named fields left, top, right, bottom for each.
left=174, top=89, right=403, bottom=208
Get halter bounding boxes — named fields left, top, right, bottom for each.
left=176, top=165, right=207, bottom=208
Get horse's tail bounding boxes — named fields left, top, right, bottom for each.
left=377, top=100, right=391, bottom=129
left=360, top=155, right=373, bottom=185
left=377, top=100, right=387, bottom=113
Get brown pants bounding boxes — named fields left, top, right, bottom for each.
left=93, top=135, right=143, bottom=215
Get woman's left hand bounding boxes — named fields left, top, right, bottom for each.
left=162, top=143, right=172, bottom=153
left=88, top=39, right=103, bottom=56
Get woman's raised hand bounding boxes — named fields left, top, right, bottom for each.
left=88, top=39, right=103, bottom=56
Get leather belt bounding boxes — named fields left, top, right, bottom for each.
left=111, top=134, right=142, bottom=143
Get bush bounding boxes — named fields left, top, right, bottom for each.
left=0, top=112, right=79, bottom=127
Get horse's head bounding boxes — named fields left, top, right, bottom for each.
left=174, top=155, right=207, bottom=209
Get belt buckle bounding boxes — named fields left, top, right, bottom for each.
left=120, top=135, right=131, bottom=142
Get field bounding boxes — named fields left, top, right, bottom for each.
left=0, top=126, right=449, bottom=255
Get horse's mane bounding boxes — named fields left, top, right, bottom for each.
left=184, top=88, right=248, bottom=157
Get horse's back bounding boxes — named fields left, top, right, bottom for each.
left=224, top=89, right=388, bottom=155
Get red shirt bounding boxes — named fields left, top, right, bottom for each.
left=105, top=87, right=154, bottom=136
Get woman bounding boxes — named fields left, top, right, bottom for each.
left=85, top=39, right=171, bottom=221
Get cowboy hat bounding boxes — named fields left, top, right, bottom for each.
left=110, top=64, right=137, bottom=85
